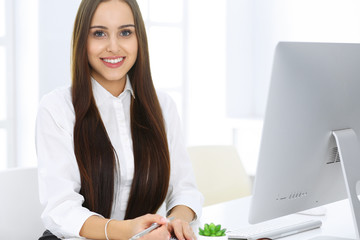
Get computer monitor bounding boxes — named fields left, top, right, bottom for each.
left=248, top=42, right=360, bottom=239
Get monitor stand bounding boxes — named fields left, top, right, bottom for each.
left=310, top=129, right=360, bottom=240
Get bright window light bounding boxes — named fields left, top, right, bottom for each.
left=0, top=0, right=4, bottom=37
left=149, top=0, right=182, bottom=23
left=148, top=26, right=183, bottom=89
left=0, top=128, right=6, bottom=170
left=137, top=0, right=148, bottom=20
left=0, top=46, right=6, bottom=121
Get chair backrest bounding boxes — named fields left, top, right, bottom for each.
left=0, top=167, right=44, bottom=239
left=187, top=145, right=252, bottom=206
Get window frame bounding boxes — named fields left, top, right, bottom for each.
left=0, top=0, right=15, bottom=168
left=140, top=0, right=190, bottom=140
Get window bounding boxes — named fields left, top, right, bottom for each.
left=138, top=0, right=186, bottom=124
left=138, top=0, right=231, bottom=147
left=0, top=0, right=39, bottom=169
left=0, top=0, right=13, bottom=169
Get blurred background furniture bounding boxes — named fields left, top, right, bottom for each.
left=187, top=145, right=252, bottom=206
left=0, top=167, right=44, bottom=239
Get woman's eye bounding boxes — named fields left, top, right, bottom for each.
left=93, top=30, right=106, bottom=38
left=120, top=29, right=132, bottom=37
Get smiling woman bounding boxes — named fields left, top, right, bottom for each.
left=36, top=0, right=203, bottom=240
left=87, top=1, right=138, bottom=96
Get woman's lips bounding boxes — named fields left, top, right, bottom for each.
left=101, top=56, right=125, bottom=68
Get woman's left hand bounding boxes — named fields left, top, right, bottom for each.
left=167, top=205, right=197, bottom=240
left=168, top=218, right=196, bottom=240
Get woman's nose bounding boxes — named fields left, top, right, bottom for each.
left=106, top=37, right=120, bottom=53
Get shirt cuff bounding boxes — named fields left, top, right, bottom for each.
left=45, top=207, right=104, bottom=238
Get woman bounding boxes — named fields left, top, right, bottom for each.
left=36, top=0, right=203, bottom=239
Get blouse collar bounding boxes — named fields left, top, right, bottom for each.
left=91, top=75, right=135, bottom=105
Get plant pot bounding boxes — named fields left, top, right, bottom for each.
left=198, top=235, right=228, bottom=240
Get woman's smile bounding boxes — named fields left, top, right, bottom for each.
left=101, top=56, right=125, bottom=68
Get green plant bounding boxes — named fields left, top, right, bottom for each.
left=199, top=223, right=226, bottom=237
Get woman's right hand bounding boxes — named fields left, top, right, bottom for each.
left=80, top=214, right=171, bottom=240
left=129, top=214, right=171, bottom=240
left=140, top=225, right=171, bottom=240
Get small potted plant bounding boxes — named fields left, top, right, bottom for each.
left=198, top=223, right=227, bottom=240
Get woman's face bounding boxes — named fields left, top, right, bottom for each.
left=87, top=0, right=138, bottom=91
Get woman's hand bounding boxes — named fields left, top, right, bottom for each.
left=140, top=225, right=171, bottom=240
left=167, top=205, right=197, bottom=240
left=129, top=214, right=171, bottom=240
left=167, top=218, right=196, bottom=240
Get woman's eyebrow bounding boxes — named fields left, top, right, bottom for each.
left=118, top=24, right=135, bottom=29
left=90, top=25, right=107, bottom=29
left=90, top=24, right=135, bottom=29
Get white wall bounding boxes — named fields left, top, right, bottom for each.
left=251, top=0, right=360, bottom=117
left=38, top=0, right=81, bottom=98
left=226, top=0, right=254, bottom=118
left=226, top=0, right=360, bottom=120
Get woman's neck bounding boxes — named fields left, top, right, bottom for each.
left=92, top=74, right=126, bottom=97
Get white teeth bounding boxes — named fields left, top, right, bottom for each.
left=102, top=57, right=123, bottom=64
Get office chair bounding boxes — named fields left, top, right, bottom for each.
left=187, top=145, right=252, bottom=206
left=0, top=167, right=44, bottom=240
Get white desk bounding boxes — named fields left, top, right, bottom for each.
left=66, top=197, right=356, bottom=240
left=198, top=196, right=357, bottom=239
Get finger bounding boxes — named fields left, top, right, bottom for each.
left=167, top=221, right=174, bottom=232
left=171, top=220, right=185, bottom=240
left=182, top=223, right=195, bottom=240
left=142, top=225, right=171, bottom=240
left=141, top=213, right=168, bottom=226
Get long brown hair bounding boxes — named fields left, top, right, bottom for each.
left=71, top=0, right=170, bottom=219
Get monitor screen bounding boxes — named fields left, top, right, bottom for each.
left=249, top=42, right=360, bottom=229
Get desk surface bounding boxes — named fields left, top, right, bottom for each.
left=66, top=197, right=356, bottom=240
left=199, top=196, right=357, bottom=239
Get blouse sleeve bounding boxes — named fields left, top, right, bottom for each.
left=158, top=92, right=204, bottom=220
left=36, top=91, right=102, bottom=238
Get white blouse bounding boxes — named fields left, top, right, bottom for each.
left=36, top=77, right=203, bottom=238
